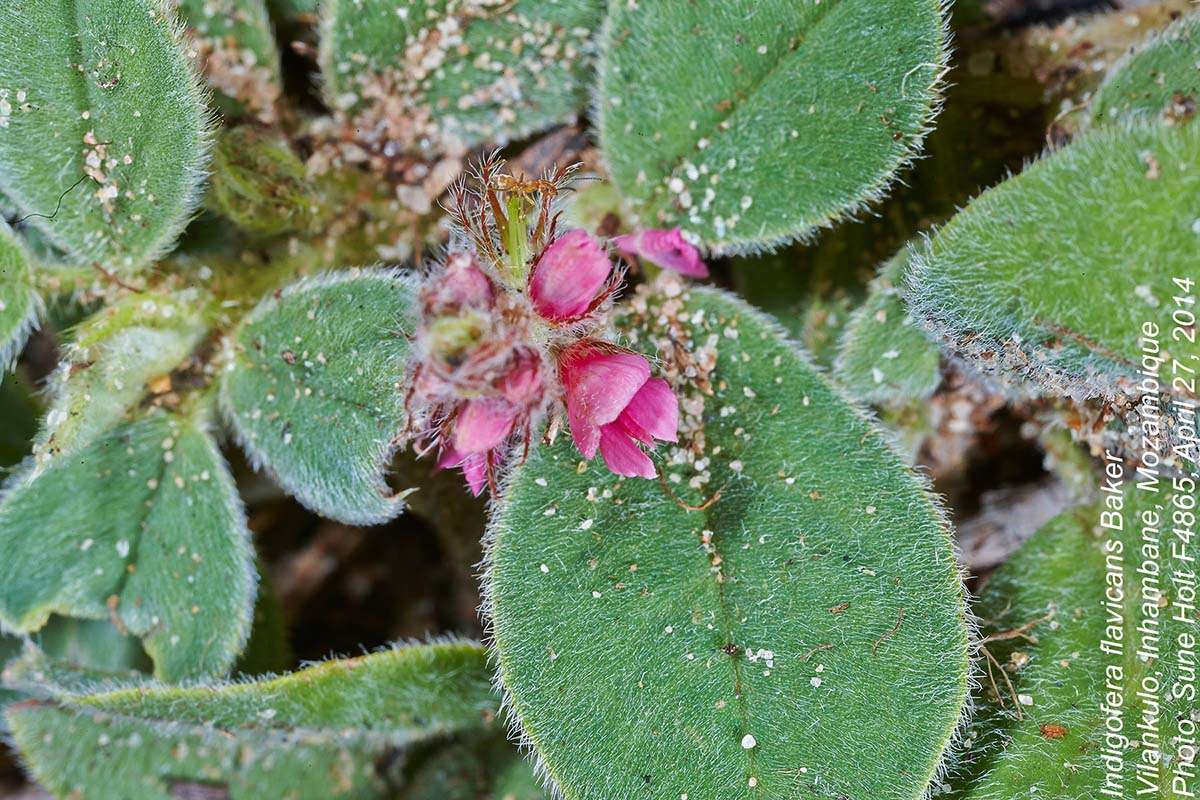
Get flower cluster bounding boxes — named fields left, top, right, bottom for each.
left=405, top=158, right=705, bottom=495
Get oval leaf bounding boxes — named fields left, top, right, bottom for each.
left=0, top=0, right=212, bottom=272
left=487, top=283, right=969, bottom=800
left=0, top=408, right=255, bottom=681
left=1091, top=11, right=1200, bottom=127
left=598, top=0, right=949, bottom=252
left=319, top=0, right=603, bottom=156
left=220, top=269, right=418, bottom=525
left=906, top=123, right=1200, bottom=399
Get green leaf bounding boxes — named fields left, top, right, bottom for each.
left=0, top=0, right=213, bottom=273
left=949, top=481, right=1194, bottom=799
left=319, top=0, right=604, bottom=156
left=835, top=249, right=941, bottom=405
left=598, top=0, right=949, bottom=253
left=209, top=126, right=323, bottom=237
left=907, top=123, right=1200, bottom=399
left=0, top=220, right=38, bottom=375
left=1091, top=11, right=1200, bottom=127
left=33, top=616, right=149, bottom=676
left=221, top=269, right=419, bottom=525
left=7, top=641, right=511, bottom=800
left=486, top=281, right=969, bottom=800
left=172, top=0, right=283, bottom=124
left=0, top=408, right=255, bottom=682
left=32, top=290, right=208, bottom=474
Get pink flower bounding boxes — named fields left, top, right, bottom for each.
left=429, top=252, right=495, bottom=313
left=528, top=229, right=613, bottom=322
left=558, top=340, right=679, bottom=479
left=498, top=349, right=543, bottom=405
left=454, top=398, right=518, bottom=454
left=436, top=396, right=520, bottom=496
left=438, top=447, right=489, bottom=497
left=612, top=228, right=708, bottom=278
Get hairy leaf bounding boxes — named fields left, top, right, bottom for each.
left=598, top=0, right=949, bottom=252
left=33, top=616, right=148, bottom=676
left=7, top=642, right=512, bottom=800
left=487, top=281, right=969, bottom=800
left=172, top=0, right=283, bottom=124
left=906, top=123, right=1200, bottom=399
left=220, top=269, right=418, bottom=525
left=319, top=0, right=603, bottom=156
left=31, top=291, right=208, bottom=474
left=0, top=408, right=255, bottom=681
left=835, top=249, right=941, bottom=405
left=0, top=0, right=212, bottom=272
left=949, top=482, right=1193, bottom=799
left=209, top=126, right=322, bottom=237
left=0, top=220, right=38, bottom=375
left=1091, top=11, right=1200, bottom=127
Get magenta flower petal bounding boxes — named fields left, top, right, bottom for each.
left=499, top=351, right=543, bottom=405
left=460, top=453, right=489, bottom=496
left=568, top=402, right=601, bottom=460
left=436, top=446, right=489, bottom=497
left=613, top=228, right=708, bottom=278
left=618, top=377, right=679, bottom=444
left=453, top=453, right=487, bottom=496
left=529, top=229, right=613, bottom=322
left=436, top=445, right=465, bottom=471
left=599, top=424, right=657, bottom=479
left=454, top=398, right=517, bottom=454
left=559, top=342, right=651, bottom=458
left=437, top=252, right=495, bottom=310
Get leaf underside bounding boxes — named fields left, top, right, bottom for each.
left=1090, top=11, right=1200, bottom=127
left=31, top=290, right=207, bottom=473
left=835, top=248, right=941, bottom=405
